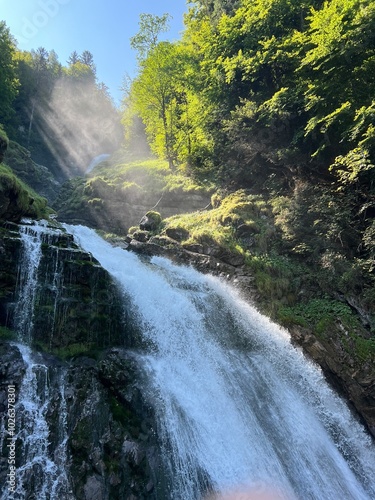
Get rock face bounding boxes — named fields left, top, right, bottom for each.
left=290, top=325, right=375, bottom=437
left=65, top=348, right=164, bottom=499
left=4, top=141, right=60, bottom=202
left=0, top=343, right=165, bottom=499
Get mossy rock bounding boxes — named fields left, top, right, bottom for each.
left=139, top=211, right=162, bottom=231
left=0, top=163, right=49, bottom=221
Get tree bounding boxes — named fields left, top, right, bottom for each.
left=130, top=13, right=171, bottom=61
left=80, top=50, right=96, bottom=73
left=67, top=50, right=80, bottom=66
left=300, top=0, right=375, bottom=161
left=129, top=42, right=180, bottom=167
left=0, top=21, right=19, bottom=123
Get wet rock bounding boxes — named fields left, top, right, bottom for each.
left=0, top=343, right=26, bottom=412
left=183, top=243, right=205, bottom=254
left=84, top=475, right=105, bottom=500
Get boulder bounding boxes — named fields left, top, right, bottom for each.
left=139, top=211, right=162, bottom=231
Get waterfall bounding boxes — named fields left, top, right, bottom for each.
left=1, top=345, right=74, bottom=500
left=85, top=153, right=110, bottom=174
left=1, top=221, right=74, bottom=500
left=66, top=224, right=375, bottom=500
left=13, top=221, right=63, bottom=343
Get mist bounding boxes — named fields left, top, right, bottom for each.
left=34, top=75, right=123, bottom=179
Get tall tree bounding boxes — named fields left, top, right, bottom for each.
left=129, top=41, right=180, bottom=167
left=130, top=13, right=171, bottom=61
left=67, top=50, right=80, bottom=66
left=80, top=50, right=96, bottom=73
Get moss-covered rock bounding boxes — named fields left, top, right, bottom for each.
left=4, top=141, right=59, bottom=202
left=139, top=211, right=162, bottom=232
left=0, top=163, right=49, bottom=222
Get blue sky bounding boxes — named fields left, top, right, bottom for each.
left=0, top=0, right=188, bottom=105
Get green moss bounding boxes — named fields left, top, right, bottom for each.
left=0, top=326, right=17, bottom=341
left=108, top=395, right=133, bottom=425
left=278, top=298, right=362, bottom=338
left=0, top=163, right=49, bottom=219
left=163, top=190, right=274, bottom=253
left=35, top=341, right=99, bottom=360
left=354, top=337, right=375, bottom=361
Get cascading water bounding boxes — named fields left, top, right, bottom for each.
left=13, top=224, right=44, bottom=342
left=67, top=224, right=375, bottom=500
left=2, top=345, right=73, bottom=500
left=1, top=221, right=74, bottom=500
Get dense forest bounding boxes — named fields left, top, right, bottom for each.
left=0, top=1, right=374, bottom=368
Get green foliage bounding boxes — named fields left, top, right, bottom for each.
left=130, top=13, right=171, bottom=60
left=0, top=22, right=19, bottom=123
left=329, top=148, right=375, bottom=189
left=163, top=190, right=274, bottom=254
left=0, top=125, right=9, bottom=146
left=279, top=297, right=375, bottom=361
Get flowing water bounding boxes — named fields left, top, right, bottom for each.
left=1, top=222, right=73, bottom=500
left=66, top=224, right=375, bottom=500
left=1, top=344, right=73, bottom=500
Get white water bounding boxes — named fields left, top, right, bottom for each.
left=1, top=344, right=73, bottom=500
left=66, top=224, right=375, bottom=500
left=1, top=222, right=74, bottom=500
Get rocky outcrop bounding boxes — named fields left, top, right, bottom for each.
left=0, top=222, right=124, bottom=351
left=4, top=141, right=60, bottom=203
left=55, top=180, right=211, bottom=235
left=290, top=325, right=375, bottom=437
left=66, top=348, right=164, bottom=499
